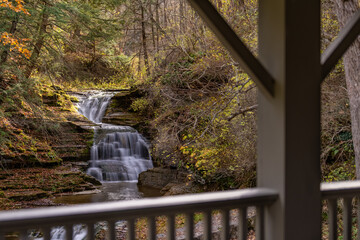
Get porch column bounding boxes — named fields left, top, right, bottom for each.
left=257, top=0, right=321, bottom=240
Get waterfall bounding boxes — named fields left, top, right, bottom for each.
left=76, top=91, right=153, bottom=182
left=77, top=93, right=113, bottom=124
left=87, top=132, right=152, bottom=181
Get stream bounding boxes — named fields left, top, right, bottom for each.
left=54, top=182, right=160, bottom=204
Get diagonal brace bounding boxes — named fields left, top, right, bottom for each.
left=321, top=10, right=360, bottom=82
left=187, top=0, right=275, bottom=96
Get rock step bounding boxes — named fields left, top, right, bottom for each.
left=7, top=190, right=50, bottom=201
left=59, top=154, right=89, bottom=162
left=52, top=145, right=88, bottom=148
left=55, top=132, right=93, bottom=136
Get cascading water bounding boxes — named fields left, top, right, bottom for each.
left=77, top=92, right=113, bottom=124
left=76, top=91, right=153, bottom=182
left=87, top=131, right=152, bottom=181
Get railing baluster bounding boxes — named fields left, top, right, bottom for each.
left=87, top=223, right=95, bottom=240
left=108, top=220, right=116, bottom=240
left=167, top=215, right=176, bottom=240
left=147, top=216, right=156, bottom=240
left=65, top=224, right=73, bottom=240
left=238, top=207, right=247, bottom=240
left=127, top=219, right=135, bottom=240
left=221, top=209, right=230, bottom=240
left=256, top=206, right=265, bottom=240
left=42, top=227, right=51, bottom=240
left=19, top=229, right=28, bottom=240
left=328, top=198, right=337, bottom=240
left=185, top=213, right=194, bottom=240
left=203, top=211, right=212, bottom=240
left=357, top=197, right=360, bottom=240
left=343, top=197, right=352, bottom=240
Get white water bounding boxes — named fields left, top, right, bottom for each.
left=76, top=91, right=153, bottom=182
left=32, top=225, right=87, bottom=240
left=77, top=92, right=113, bottom=124
left=87, top=131, right=153, bottom=181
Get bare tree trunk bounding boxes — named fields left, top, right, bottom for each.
left=216, top=0, right=222, bottom=9
left=163, top=0, right=168, bottom=28
left=140, top=2, right=150, bottom=77
left=179, top=0, right=184, bottom=33
left=138, top=48, right=142, bottom=73
left=155, top=0, right=160, bottom=53
left=239, top=0, right=245, bottom=10
left=149, top=1, right=156, bottom=50
left=25, top=4, right=49, bottom=78
left=333, top=0, right=360, bottom=178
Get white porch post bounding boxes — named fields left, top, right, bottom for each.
left=257, top=0, right=322, bottom=239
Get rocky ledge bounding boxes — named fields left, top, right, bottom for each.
left=0, top=164, right=101, bottom=210
left=102, top=90, right=144, bottom=128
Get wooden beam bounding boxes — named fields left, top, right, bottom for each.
left=321, top=10, right=360, bottom=81
left=186, top=0, right=275, bottom=97
left=258, top=0, right=321, bottom=239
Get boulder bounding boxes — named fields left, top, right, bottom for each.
left=162, top=182, right=200, bottom=196
left=138, top=167, right=188, bottom=189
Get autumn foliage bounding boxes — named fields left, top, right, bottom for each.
left=0, top=32, right=30, bottom=58
left=0, top=0, right=29, bottom=14
left=0, top=0, right=30, bottom=61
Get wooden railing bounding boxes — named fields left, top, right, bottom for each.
left=321, top=181, right=360, bottom=240
left=0, top=188, right=278, bottom=240
left=1, top=181, right=360, bottom=239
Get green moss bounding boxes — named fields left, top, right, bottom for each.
left=30, top=146, right=38, bottom=152
left=69, top=95, right=79, bottom=102
left=16, top=145, right=27, bottom=153
left=50, top=85, right=63, bottom=91
left=41, top=87, right=55, bottom=97
left=25, top=154, right=40, bottom=163
left=87, top=139, right=94, bottom=146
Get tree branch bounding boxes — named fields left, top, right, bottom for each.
left=227, top=104, right=258, bottom=121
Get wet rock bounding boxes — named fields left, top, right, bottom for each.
left=82, top=174, right=102, bottom=186
left=138, top=167, right=189, bottom=189
left=162, top=183, right=200, bottom=196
